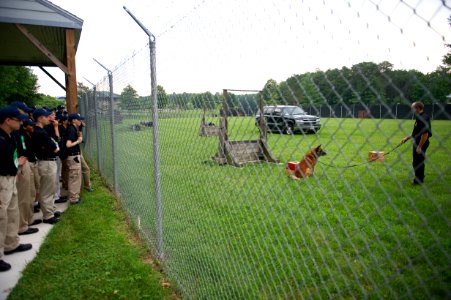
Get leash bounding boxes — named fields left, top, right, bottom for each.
left=318, top=143, right=405, bottom=169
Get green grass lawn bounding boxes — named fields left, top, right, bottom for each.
left=8, top=170, right=173, bottom=300
left=89, top=113, right=450, bottom=299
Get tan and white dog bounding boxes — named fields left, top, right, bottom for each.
left=286, top=145, right=327, bottom=180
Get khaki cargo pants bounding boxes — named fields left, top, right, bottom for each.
left=17, top=161, right=34, bottom=233
left=0, top=176, right=20, bottom=258
left=80, top=154, right=91, bottom=189
left=67, top=155, right=82, bottom=203
left=38, top=160, right=57, bottom=220
left=60, top=158, right=69, bottom=198
left=29, top=161, right=40, bottom=201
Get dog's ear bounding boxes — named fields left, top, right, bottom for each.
left=315, top=144, right=322, bottom=150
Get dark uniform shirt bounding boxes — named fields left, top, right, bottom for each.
left=58, top=125, right=67, bottom=142
left=32, top=126, right=58, bottom=160
left=45, top=124, right=60, bottom=142
left=16, top=129, right=37, bottom=162
left=412, top=112, right=432, bottom=143
left=11, top=130, right=25, bottom=157
left=0, top=127, right=19, bottom=176
left=55, top=111, right=65, bottom=119
left=66, top=125, right=80, bottom=155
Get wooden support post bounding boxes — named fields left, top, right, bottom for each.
left=258, top=91, right=267, bottom=141
left=222, top=89, right=229, bottom=142
left=65, top=29, right=78, bottom=113
left=202, top=107, right=206, bottom=125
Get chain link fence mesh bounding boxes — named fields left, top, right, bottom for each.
left=79, top=0, right=450, bottom=298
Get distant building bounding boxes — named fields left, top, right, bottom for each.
left=93, top=91, right=121, bottom=111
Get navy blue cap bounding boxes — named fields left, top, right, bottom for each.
left=57, top=105, right=65, bottom=110
left=42, top=106, right=55, bottom=113
left=0, top=106, right=29, bottom=120
left=10, top=101, right=33, bottom=113
left=23, top=119, right=36, bottom=126
left=57, top=114, right=68, bottom=121
left=32, top=108, right=51, bottom=120
left=68, top=113, right=85, bottom=121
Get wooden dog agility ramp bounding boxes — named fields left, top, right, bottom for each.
left=213, top=89, right=279, bottom=167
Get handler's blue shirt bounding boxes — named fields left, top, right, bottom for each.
left=412, top=112, right=432, bottom=143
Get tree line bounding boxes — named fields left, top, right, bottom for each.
left=2, top=60, right=449, bottom=113
left=262, top=61, right=450, bottom=107
left=0, top=66, right=63, bottom=108
left=151, top=59, right=450, bottom=112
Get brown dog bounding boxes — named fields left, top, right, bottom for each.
left=288, top=145, right=327, bottom=180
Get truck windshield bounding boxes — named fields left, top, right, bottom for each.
left=284, top=107, right=305, bottom=115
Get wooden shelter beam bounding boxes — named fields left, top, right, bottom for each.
left=39, top=66, right=66, bottom=91
left=15, top=24, right=69, bottom=74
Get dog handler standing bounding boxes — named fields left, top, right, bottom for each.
left=400, top=101, right=432, bottom=185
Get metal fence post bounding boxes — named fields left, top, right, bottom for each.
left=93, top=87, right=102, bottom=171
left=93, top=59, right=118, bottom=194
left=84, top=78, right=102, bottom=172
left=150, top=37, right=164, bottom=260
left=108, top=72, right=118, bottom=193
left=124, top=6, right=164, bottom=260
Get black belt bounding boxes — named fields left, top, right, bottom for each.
left=68, top=152, right=80, bottom=156
left=39, top=158, right=57, bottom=161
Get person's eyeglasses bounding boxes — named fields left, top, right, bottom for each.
left=9, top=117, right=22, bottom=122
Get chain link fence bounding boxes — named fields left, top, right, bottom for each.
left=79, top=0, right=450, bottom=298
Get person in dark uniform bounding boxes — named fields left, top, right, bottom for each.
left=45, top=109, right=63, bottom=203
left=31, top=109, right=60, bottom=224
left=21, top=119, right=42, bottom=224
left=16, top=119, right=40, bottom=235
left=57, top=114, right=69, bottom=202
left=65, top=113, right=85, bottom=204
left=400, top=101, right=432, bottom=185
left=9, top=102, right=40, bottom=234
left=55, top=105, right=66, bottom=120
left=0, top=106, right=33, bottom=272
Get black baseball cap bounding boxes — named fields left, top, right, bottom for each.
left=10, top=101, right=33, bottom=113
left=0, top=106, right=29, bottom=120
left=33, top=108, right=51, bottom=119
left=68, top=113, right=85, bottom=121
left=57, top=114, right=68, bottom=121
left=23, top=119, right=36, bottom=126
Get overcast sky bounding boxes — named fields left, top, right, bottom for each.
left=35, top=0, right=451, bottom=97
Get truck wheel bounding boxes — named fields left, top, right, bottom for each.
left=284, top=124, right=294, bottom=135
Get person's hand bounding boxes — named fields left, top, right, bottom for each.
left=416, top=145, right=422, bottom=154
left=52, top=120, right=59, bottom=127
left=400, top=136, right=409, bottom=144
left=77, top=136, right=83, bottom=143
